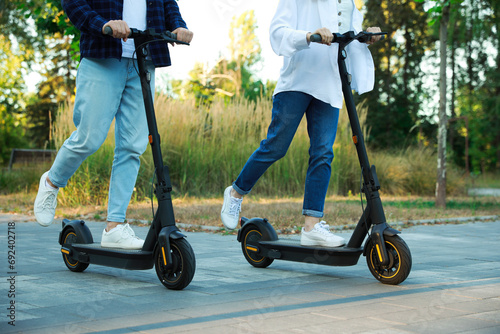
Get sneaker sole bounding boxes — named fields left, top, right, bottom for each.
left=300, top=240, right=346, bottom=248
left=100, top=243, right=143, bottom=250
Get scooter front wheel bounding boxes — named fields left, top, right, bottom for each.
left=155, top=238, right=195, bottom=290
left=61, top=227, right=89, bottom=272
left=366, top=234, right=412, bottom=285
left=241, top=227, right=274, bottom=268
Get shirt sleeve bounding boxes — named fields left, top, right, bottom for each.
left=269, top=0, right=309, bottom=57
left=62, top=0, right=108, bottom=36
left=163, top=0, right=187, bottom=31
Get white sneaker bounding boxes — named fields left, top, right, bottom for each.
left=34, top=171, right=59, bottom=227
left=301, top=221, right=346, bottom=248
left=101, top=223, right=144, bottom=250
left=221, top=186, right=243, bottom=229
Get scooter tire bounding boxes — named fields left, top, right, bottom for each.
left=241, top=227, right=274, bottom=268
left=366, top=234, right=412, bottom=285
left=155, top=238, right=196, bottom=290
left=61, top=227, right=89, bottom=272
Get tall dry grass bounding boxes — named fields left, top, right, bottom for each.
left=48, top=95, right=464, bottom=206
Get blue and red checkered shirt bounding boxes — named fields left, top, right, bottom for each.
left=62, top=0, right=187, bottom=67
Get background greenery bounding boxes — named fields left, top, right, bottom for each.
left=1, top=0, right=499, bottom=208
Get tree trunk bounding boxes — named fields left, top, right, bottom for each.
left=449, top=19, right=457, bottom=151
left=436, top=3, right=450, bottom=209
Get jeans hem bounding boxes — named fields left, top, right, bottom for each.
left=106, top=217, right=126, bottom=223
left=302, top=209, right=323, bottom=218
left=47, top=170, right=67, bottom=189
left=232, top=182, right=251, bottom=196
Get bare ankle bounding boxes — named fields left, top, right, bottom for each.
left=230, top=188, right=243, bottom=199
left=304, top=216, right=320, bottom=232
left=106, top=222, right=121, bottom=232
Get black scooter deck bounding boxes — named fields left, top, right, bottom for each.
left=63, top=243, right=155, bottom=270
left=258, top=238, right=363, bottom=266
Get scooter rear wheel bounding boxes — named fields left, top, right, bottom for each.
left=241, top=227, right=274, bottom=268
left=155, top=238, right=195, bottom=290
left=61, top=227, right=89, bottom=272
left=366, top=234, right=411, bottom=285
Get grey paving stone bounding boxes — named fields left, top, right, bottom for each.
left=0, top=216, right=499, bottom=334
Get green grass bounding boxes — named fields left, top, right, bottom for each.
left=1, top=95, right=495, bottom=209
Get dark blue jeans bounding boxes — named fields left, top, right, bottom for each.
left=233, top=91, right=339, bottom=218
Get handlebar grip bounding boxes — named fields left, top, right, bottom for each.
left=163, top=31, right=178, bottom=40
left=103, top=25, right=132, bottom=38
left=104, top=26, right=113, bottom=36
left=309, top=34, right=322, bottom=43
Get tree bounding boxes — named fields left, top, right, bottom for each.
left=0, top=35, right=29, bottom=163
left=0, top=0, right=79, bottom=159
left=414, top=0, right=462, bottom=208
left=460, top=0, right=500, bottom=173
left=362, top=0, right=432, bottom=149
left=436, top=2, right=451, bottom=208
left=226, top=10, right=263, bottom=100
left=180, top=10, right=267, bottom=105
left=25, top=33, right=77, bottom=147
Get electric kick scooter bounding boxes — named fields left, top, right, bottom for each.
left=59, top=28, right=195, bottom=290
left=237, top=31, right=412, bottom=285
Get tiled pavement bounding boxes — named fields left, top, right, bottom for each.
left=1, top=214, right=499, bottom=333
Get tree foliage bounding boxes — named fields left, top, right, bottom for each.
left=0, top=0, right=78, bottom=156
left=0, top=35, right=29, bottom=164
left=1, top=0, right=499, bottom=178
left=178, top=10, right=269, bottom=105
left=361, top=0, right=433, bottom=150
left=361, top=0, right=499, bottom=174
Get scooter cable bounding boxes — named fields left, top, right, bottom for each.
left=150, top=167, right=157, bottom=221
left=132, top=39, right=171, bottom=78
left=360, top=166, right=371, bottom=238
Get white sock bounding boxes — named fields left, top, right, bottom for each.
left=45, top=179, right=58, bottom=191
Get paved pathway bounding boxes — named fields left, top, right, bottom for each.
left=1, top=214, right=499, bottom=333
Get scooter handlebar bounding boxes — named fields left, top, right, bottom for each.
left=310, top=31, right=386, bottom=44
left=103, top=26, right=187, bottom=45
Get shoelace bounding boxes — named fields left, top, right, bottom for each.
left=313, top=221, right=335, bottom=236
left=313, top=226, right=333, bottom=236
left=228, top=197, right=243, bottom=217
left=42, top=192, right=57, bottom=209
left=318, top=221, right=330, bottom=230
left=122, top=223, right=140, bottom=240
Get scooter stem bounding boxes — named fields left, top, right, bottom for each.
left=337, top=35, right=391, bottom=266
left=134, top=36, right=178, bottom=253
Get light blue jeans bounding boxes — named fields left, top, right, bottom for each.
left=49, top=57, right=155, bottom=223
left=233, top=91, right=340, bottom=218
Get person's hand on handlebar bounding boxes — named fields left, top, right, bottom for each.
left=365, top=27, right=382, bottom=45
left=102, top=20, right=131, bottom=41
left=171, top=27, right=193, bottom=46
left=307, top=27, right=333, bottom=46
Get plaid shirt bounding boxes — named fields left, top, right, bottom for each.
left=62, top=0, right=187, bottom=67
